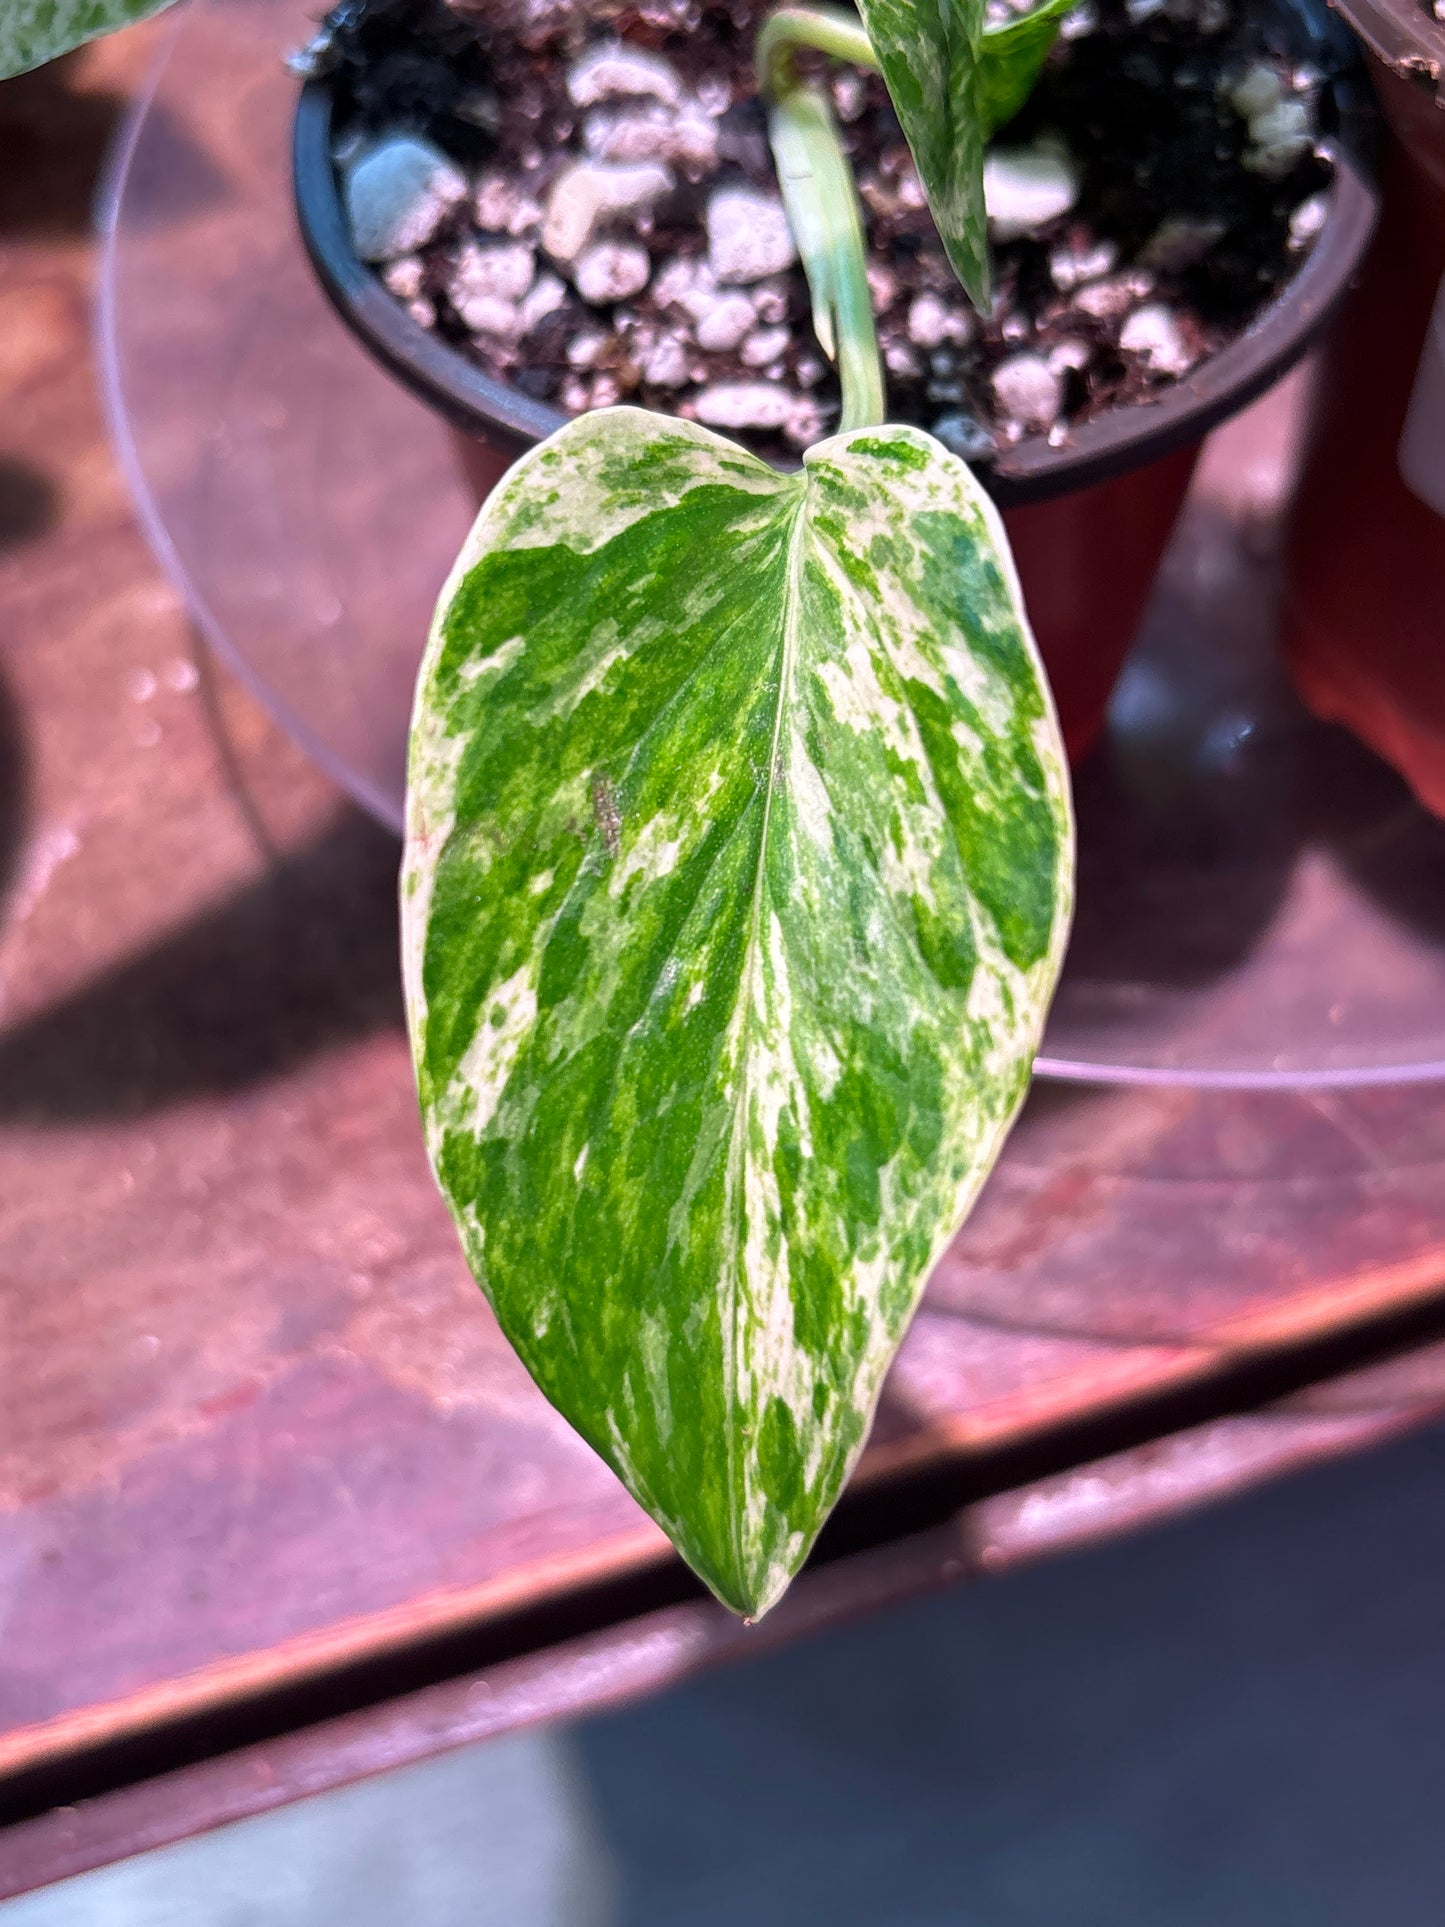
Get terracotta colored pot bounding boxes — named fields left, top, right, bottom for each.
left=996, top=444, right=1203, bottom=761
left=1283, top=7, right=1445, bottom=813
left=294, top=10, right=1376, bottom=763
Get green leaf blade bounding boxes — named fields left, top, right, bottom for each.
left=0, top=0, right=176, bottom=79
left=854, top=0, right=991, bottom=309
left=978, top=0, right=1078, bottom=137
left=404, top=407, right=1072, bottom=1616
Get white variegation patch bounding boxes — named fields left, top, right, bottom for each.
left=459, top=634, right=526, bottom=686
left=489, top=407, right=783, bottom=559
left=450, top=963, right=538, bottom=1142
left=609, top=811, right=687, bottom=898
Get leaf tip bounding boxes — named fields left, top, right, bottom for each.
left=683, top=1531, right=803, bottom=1622
left=954, top=245, right=994, bottom=322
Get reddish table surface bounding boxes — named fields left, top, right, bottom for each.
left=5, top=26, right=1445, bottom=1900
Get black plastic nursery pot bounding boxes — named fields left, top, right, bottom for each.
left=1283, top=0, right=1445, bottom=813
left=293, top=0, right=1378, bottom=763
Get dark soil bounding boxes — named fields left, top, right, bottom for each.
left=314, top=0, right=1344, bottom=466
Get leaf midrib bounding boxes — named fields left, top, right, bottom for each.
left=720, top=468, right=811, bottom=1603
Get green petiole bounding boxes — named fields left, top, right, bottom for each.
left=756, top=4, right=880, bottom=95
left=757, top=8, right=887, bottom=432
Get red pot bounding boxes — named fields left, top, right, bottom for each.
left=1283, top=21, right=1445, bottom=813
left=998, top=444, right=1201, bottom=762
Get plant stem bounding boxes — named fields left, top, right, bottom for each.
left=756, top=5, right=878, bottom=97
left=757, top=8, right=886, bottom=434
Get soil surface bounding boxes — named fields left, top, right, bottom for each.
left=313, top=0, right=1341, bottom=465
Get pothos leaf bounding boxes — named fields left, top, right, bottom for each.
left=0, top=0, right=176, bottom=79
left=403, top=407, right=1073, bottom=1617
left=854, top=0, right=990, bottom=309
left=977, top=0, right=1079, bottom=138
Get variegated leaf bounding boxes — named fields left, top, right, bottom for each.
left=0, top=0, right=176, bottom=79
left=855, top=0, right=990, bottom=309
left=403, top=406, right=1072, bottom=1617
left=977, top=0, right=1079, bottom=137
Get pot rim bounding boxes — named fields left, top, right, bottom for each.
left=1325, top=0, right=1444, bottom=102
left=294, top=57, right=1377, bottom=506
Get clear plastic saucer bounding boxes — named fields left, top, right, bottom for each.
left=98, top=0, right=1445, bottom=1089
left=98, top=0, right=476, bottom=832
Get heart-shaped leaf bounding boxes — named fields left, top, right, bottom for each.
left=404, top=407, right=1072, bottom=1617
left=855, top=0, right=990, bottom=308
left=0, top=0, right=176, bottom=79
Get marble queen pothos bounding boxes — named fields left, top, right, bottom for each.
left=0, top=0, right=178, bottom=79
left=403, top=409, right=1073, bottom=1617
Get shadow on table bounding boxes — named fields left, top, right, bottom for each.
left=0, top=48, right=224, bottom=241
left=0, top=455, right=59, bottom=553
left=1304, top=721, right=1445, bottom=949
left=1058, top=651, right=1445, bottom=1008
left=0, top=808, right=403, bottom=1123
left=1062, top=720, right=1298, bottom=994
left=0, top=633, right=30, bottom=925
